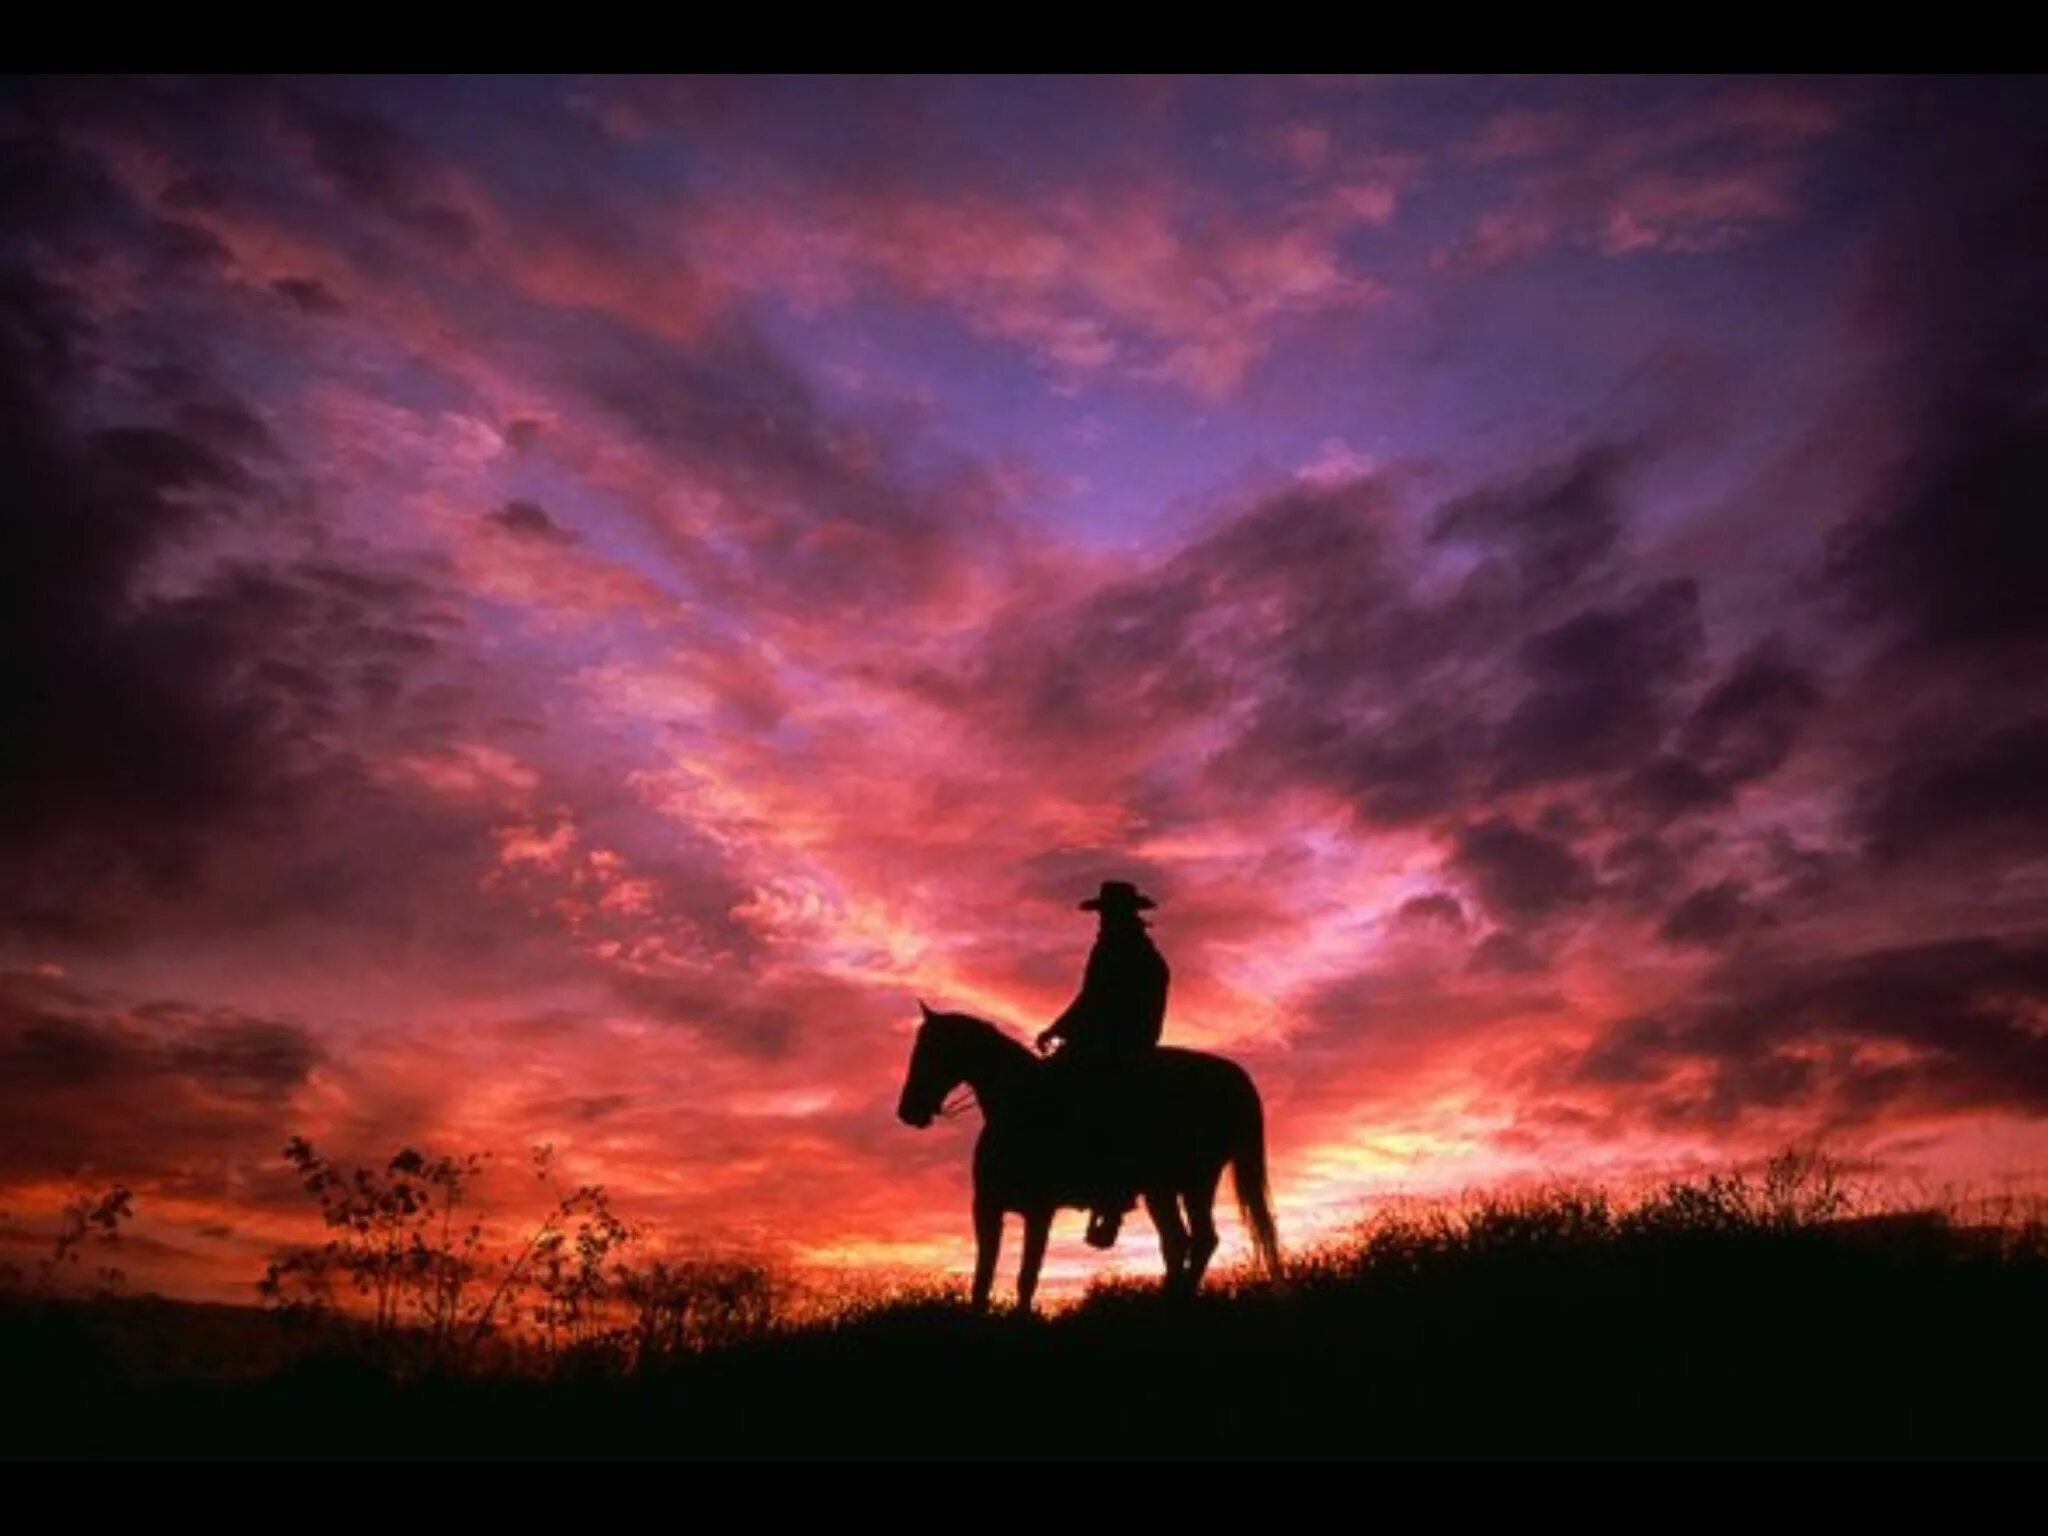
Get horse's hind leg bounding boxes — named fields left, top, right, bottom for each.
left=1184, top=1175, right=1220, bottom=1291
left=1143, top=1191, right=1190, bottom=1296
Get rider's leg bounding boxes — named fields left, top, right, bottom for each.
left=1082, top=1059, right=1141, bottom=1247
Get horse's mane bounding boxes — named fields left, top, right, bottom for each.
left=932, top=1010, right=1035, bottom=1060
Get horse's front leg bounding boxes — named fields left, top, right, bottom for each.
left=971, top=1201, right=1004, bottom=1312
left=1016, top=1207, right=1053, bottom=1315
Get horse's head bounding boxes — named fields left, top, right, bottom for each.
left=897, top=1001, right=970, bottom=1129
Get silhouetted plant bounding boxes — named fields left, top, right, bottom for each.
left=259, top=1136, right=680, bottom=1375
left=465, top=1143, right=636, bottom=1360
left=612, top=1257, right=783, bottom=1367
left=259, top=1137, right=493, bottom=1368
left=37, top=1184, right=134, bottom=1296
left=1758, top=1145, right=1856, bottom=1226
left=1620, top=1147, right=1859, bottom=1238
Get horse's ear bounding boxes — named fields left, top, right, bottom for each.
left=917, top=999, right=934, bottom=1020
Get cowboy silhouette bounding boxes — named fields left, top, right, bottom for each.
left=1035, top=879, right=1170, bottom=1249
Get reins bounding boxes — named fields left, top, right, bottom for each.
left=938, top=1087, right=978, bottom=1119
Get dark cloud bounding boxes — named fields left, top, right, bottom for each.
left=271, top=276, right=346, bottom=316
left=0, top=122, right=133, bottom=266
left=1202, top=481, right=1503, bottom=828
left=1449, top=817, right=1597, bottom=925
left=1813, top=120, right=2048, bottom=881
left=951, top=453, right=1722, bottom=841
left=564, top=310, right=1008, bottom=618
left=162, top=1018, right=326, bottom=1100
left=1598, top=833, right=1686, bottom=912
left=151, top=217, right=232, bottom=271
left=291, top=103, right=478, bottom=254
left=174, top=398, right=280, bottom=460
left=1574, top=1016, right=1677, bottom=1087
left=1432, top=441, right=1633, bottom=597
left=948, top=478, right=1397, bottom=771
left=0, top=971, right=324, bottom=1178
left=0, top=201, right=457, bottom=941
left=1555, top=935, right=2048, bottom=1128
left=486, top=499, right=577, bottom=544
left=1628, top=641, right=1821, bottom=820
left=1759, top=830, right=1838, bottom=903
left=1394, top=892, right=1467, bottom=931
left=1825, top=132, right=2048, bottom=667
left=1277, top=702, right=1490, bottom=830
left=610, top=966, right=882, bottom=1062
left=988, top=473, right=1505, bottom=831
left=1469, top=930, right=1547, bottom=976
left=1490, top=579, right=1704, bottom=793
left=525, top=1093, right=634, bottom=1123
left=0, top=271, right=263, bottom=886
left=1656, top=879, right=1769, bottom=952
left=1856, top=714, right=2048, bottom=866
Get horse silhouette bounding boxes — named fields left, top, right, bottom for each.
left=896, top=1002, right=1281, bottom=1311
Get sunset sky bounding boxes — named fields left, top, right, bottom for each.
left=5, top=75, right=2048, bottom=1302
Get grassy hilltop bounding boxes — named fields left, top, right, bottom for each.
left=8, top=1156, right=2047, bottom=1461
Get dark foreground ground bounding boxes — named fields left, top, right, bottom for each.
left=9, top=1207, right=2047, bottom=1461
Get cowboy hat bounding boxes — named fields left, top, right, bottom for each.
left=1079, top=879, right=1157, bottom=912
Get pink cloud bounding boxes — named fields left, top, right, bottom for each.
left=1439, top=82, right=1848, bottom=273
left=697, top=173, right=1396, bottom=398
left=1599, top=168, right=1802, bottom=256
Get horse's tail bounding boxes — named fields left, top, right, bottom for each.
left=1230, top=1077, right=1283, bottom=1281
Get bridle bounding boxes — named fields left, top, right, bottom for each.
left=915, top=1030, right=979, bottom=1121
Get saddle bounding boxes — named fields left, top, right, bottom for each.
left=1041, top=1050, right=1146, bottom=1245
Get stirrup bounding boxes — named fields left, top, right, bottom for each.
left=1085, top=1209, right=1122, bottom=1250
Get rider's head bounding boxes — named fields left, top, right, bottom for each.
left=1079, top=880, right=1156, bottom=926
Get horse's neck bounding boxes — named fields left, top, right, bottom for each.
left=959, top=1025, right=1036, bottom=1121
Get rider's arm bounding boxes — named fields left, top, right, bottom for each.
left=1036, top=950, right=1102, bottom=1052
left=1037, top=996, right=1082, bottom=1052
